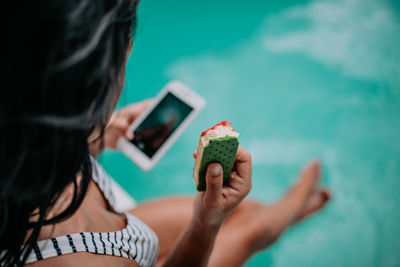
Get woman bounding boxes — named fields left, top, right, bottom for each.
left=0, top=0, right=330, bottom=266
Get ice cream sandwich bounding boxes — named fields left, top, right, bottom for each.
left=193, top=121, right=239, bottom=191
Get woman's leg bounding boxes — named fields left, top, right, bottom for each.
left=129, top=162, right=330, bottom=267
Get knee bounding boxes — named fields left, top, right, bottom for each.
left=243, top=216, right=286, bottom=252
left=242, top=217, right=267, bottom=251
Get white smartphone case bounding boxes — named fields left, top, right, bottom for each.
left=117, top=80, right=206, bottom=171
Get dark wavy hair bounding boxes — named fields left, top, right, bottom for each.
left=0, top=0, right=139, bottom=265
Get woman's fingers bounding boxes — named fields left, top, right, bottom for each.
left=227, top=171, right=251, bottom=196
left=194, top=146, right=252, bottom=194
left=204, top=163, right=223, bottom=202
left=192, top=147, right=254, bottom=230
left=125, top=129, right=134, bottom=140
left=110, top=116, right=130, bottom=131
left=104, top=128, right=125, bottom=149
left=119, top=99, right=154, bottom=124
left=234, top=146, right=252, bottom=182
left=105, top=99, right=153, bottom=148
left=106, top=115, right=133, bottom=143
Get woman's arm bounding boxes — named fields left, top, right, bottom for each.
left=162, top=146, right=252, bottom=267
left=162, top=217, right=220, bottom=267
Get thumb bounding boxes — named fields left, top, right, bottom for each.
left=125, top=128, right=134, bottom=140
left=205, top=163, right=223, bottom=199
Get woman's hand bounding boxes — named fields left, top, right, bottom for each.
left=161, top=146, right=252, bottom=267
left=88, top=99, right=152, bottom=156
left=103, top=99, right=153, bottom=149
left=193, top=146, right=252, bottom=228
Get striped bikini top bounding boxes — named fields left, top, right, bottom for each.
left=23, top=158, right=159, bottom=267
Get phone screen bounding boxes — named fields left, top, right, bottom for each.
left=131, top=92, right=193, bottom=158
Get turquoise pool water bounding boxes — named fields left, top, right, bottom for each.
left=99, top=0, right=400, bottom=266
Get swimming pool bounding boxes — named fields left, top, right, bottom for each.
left=100, top=0, right=400, bottom=266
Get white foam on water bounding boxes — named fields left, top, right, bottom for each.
left=166, top=0, right=400, bottom=89
left=247, top=138, right=332, bottom=165
left=263, top=0, right=400, bottom=88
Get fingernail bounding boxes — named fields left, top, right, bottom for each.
left=126, top=131, right=134, bottom=140
left=322, top=191, right=331, bottom=202
left=209, top=165, right=221, bottom=176
left=312, top=160, right=320, bottom=167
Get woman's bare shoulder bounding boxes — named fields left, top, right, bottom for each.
left=25, top=252, right=140, bottom=267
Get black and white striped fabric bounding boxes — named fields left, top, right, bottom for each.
left=24, top=157, right=159, bottom=267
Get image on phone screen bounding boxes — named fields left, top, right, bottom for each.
left=131, top=92, right=193, bottom=158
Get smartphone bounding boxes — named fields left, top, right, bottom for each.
left=117, top=80, right=206, bottom=171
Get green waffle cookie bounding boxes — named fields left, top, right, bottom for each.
left=197, top=136, right=239, bottom=191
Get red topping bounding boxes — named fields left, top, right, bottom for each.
left=201, top=120, right=235, bottom=136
